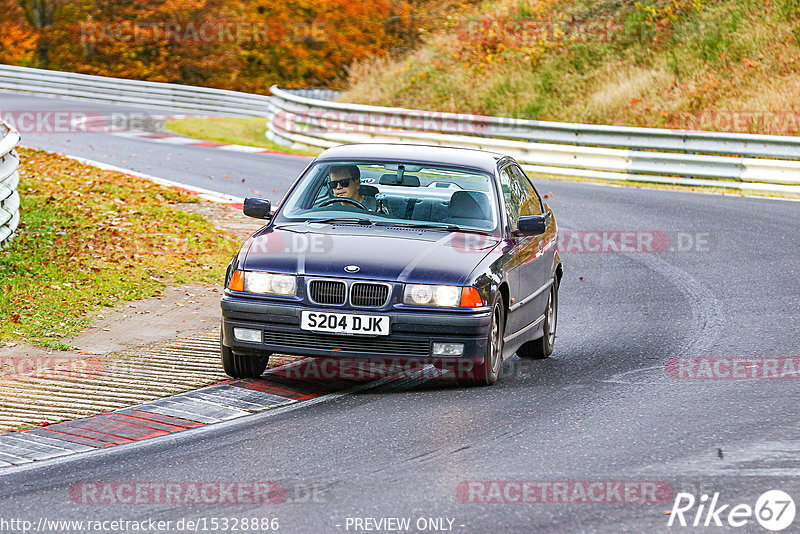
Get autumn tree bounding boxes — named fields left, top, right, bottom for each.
left=1, top=0, right=471, bottom=91
left=0, top=0, right=39, bottom=65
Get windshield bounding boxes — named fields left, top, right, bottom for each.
left=278, top=160, right=499, bottom=232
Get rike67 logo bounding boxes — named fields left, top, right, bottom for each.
left=668, top=490, right=796, bottom=531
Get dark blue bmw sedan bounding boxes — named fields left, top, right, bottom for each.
left=221, top=143, right=562, bottom=386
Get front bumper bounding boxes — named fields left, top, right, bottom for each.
left=221, top=296, right=491, bottom=362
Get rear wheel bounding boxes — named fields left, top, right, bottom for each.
left=220, top=332, right=270, bottom=378
left=457, top=296, right=504, bottom=387
left=517, top=277, right=558, bottom=359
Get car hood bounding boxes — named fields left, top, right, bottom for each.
left=241, top=223, right=500, bottom=285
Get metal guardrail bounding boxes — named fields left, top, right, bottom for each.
left=0, top=64, right=273, bottom=116
left=1, top=64, right=798, bottom=191
left=0, top=119, right=21, bottom=249
left=0, top=64, right=343, bottom=117
left=266, top=86, right=800, bottom=191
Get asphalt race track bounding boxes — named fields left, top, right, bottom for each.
left=1, top=93, right=308, bottom=198
left=2, top=92, right=800, bottom=533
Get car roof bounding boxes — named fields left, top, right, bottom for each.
left=313, top=143, right=508, bottom=173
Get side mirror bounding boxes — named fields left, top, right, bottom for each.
left=516, top=212, right=551, bottom=236
left=243, top=198, right=272, bottom=219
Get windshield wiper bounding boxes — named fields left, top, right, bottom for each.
left=385, top=222, right=495, bottom=235
left=388, top=222, right=463, bottom=231
left=307, top=217, right=374, bottom=225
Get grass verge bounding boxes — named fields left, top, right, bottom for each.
left=344, top=0, right=800, bottom=134
left=0, top=148, right=241, bottom=349
left=165, top=116, right=322, bottom=156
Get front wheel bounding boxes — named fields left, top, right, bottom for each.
left=220, top=333, right=270, bottom=378
left=457, top=296, right=505, bottom=387
left=517, top=277, right=558, bottom=359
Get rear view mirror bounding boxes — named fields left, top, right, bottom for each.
left=243, top=198, right=272, bottom=219
left=516, top=212, right=552, bottom=236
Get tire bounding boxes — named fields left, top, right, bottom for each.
left=457, top=296, right=505, bottom=387
left=517, top=277, right=558, bottom=360
left=220, top=332, right=270, bottom=379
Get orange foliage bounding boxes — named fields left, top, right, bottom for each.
left=1, top=0, right=454, bottom=92
left=0, top=0, right=37, bottom=64
left=236, top=0, right=397, bottom=89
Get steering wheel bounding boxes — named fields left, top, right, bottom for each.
left=319, top=197, right=369, bottom=211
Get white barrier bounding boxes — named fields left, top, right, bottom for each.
left=266, top=86, right=800, bottom=191
left=1, top=64, right=798, bottom=192
left=0, top=119, right=20, bottom=248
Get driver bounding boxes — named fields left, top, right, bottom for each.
left=327, top=164, right=389, bottom=214
left=329, top=164, right=366, bottom=203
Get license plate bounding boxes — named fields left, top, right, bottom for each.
left=300, top=311, right=390, bottom=336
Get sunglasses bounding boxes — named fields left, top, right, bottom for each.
left=328, top=178, right=352, bottom=189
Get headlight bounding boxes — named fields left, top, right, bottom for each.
left=244, top=272, right=297, bottom=296
left=403, top=284, right=461, bottom=307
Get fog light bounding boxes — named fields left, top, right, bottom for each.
left=432, top=342, right=464, bottom=356
left=233, top=328, right=262, bottom=343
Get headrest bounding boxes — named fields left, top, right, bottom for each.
left=449, top=191, right=490, bottom=219
left=359, top=184, right=379, bottom=197
left=379, top=173, right=420, bottom=187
